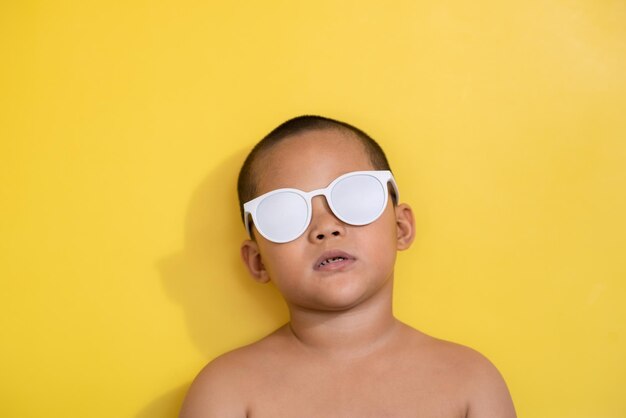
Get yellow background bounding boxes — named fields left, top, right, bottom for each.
left=1, top=1, right=625, bottom=417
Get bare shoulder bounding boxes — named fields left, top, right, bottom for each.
left=406, top=329, right=516, bottom=418
left=457, top=345, right=517, bottom=418
left=178, top=349, right=249, bottom=418
left=179, top=327, right=287, bottom=418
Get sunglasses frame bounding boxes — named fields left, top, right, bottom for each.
left=243, top=170, right=399, bottom=243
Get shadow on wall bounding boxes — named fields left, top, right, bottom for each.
left=136, top=384, right=189, bottom=418
left=139, top=150, right=288, bottom=418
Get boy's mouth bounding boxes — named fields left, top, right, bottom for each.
left=313, top=250, right=356, bottom=271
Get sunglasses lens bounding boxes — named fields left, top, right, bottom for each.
left=331, top=174, right=386, bottom=225
left=256, top=191, right=309, bottom=243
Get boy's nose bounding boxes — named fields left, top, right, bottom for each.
left=307, top=195, right=346, bottom=242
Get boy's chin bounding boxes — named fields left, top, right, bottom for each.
left=287, top=285, right=390, bottom=313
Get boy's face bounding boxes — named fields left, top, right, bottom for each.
left=241, top=128, right=414, bottom=312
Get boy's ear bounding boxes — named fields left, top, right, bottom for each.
left=240, top=239, right=271, bottom=283
left=395, top=203, right=415, bottom=251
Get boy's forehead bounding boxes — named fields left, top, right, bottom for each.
left=253, top=129, right=374, bottom=194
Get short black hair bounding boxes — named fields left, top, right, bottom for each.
left=237, top=115, right=393, bottom=223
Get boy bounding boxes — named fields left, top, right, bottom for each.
left=180, top=116, right=516, bottom=417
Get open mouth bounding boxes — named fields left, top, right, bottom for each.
left=314, top=251, right=355, bottom=270
left=318, top=256, right=346, bottom=267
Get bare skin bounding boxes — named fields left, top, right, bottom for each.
left=180, top=129, right=516, bottom=418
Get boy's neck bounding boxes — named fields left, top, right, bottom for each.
left=284, top=279, right=402, bottom=359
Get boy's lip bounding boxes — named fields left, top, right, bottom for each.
left=313, top=250, right=356, bottom=271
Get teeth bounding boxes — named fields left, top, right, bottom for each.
left=320, top=257, right=345, bottom=266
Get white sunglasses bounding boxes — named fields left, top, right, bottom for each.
left=243, top=170, right=399, bottom=243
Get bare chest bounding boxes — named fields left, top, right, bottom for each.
left=245, top=359, right=467, bottom=418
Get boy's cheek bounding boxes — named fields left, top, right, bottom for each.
left=258, top=245, right=304, bottom=279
